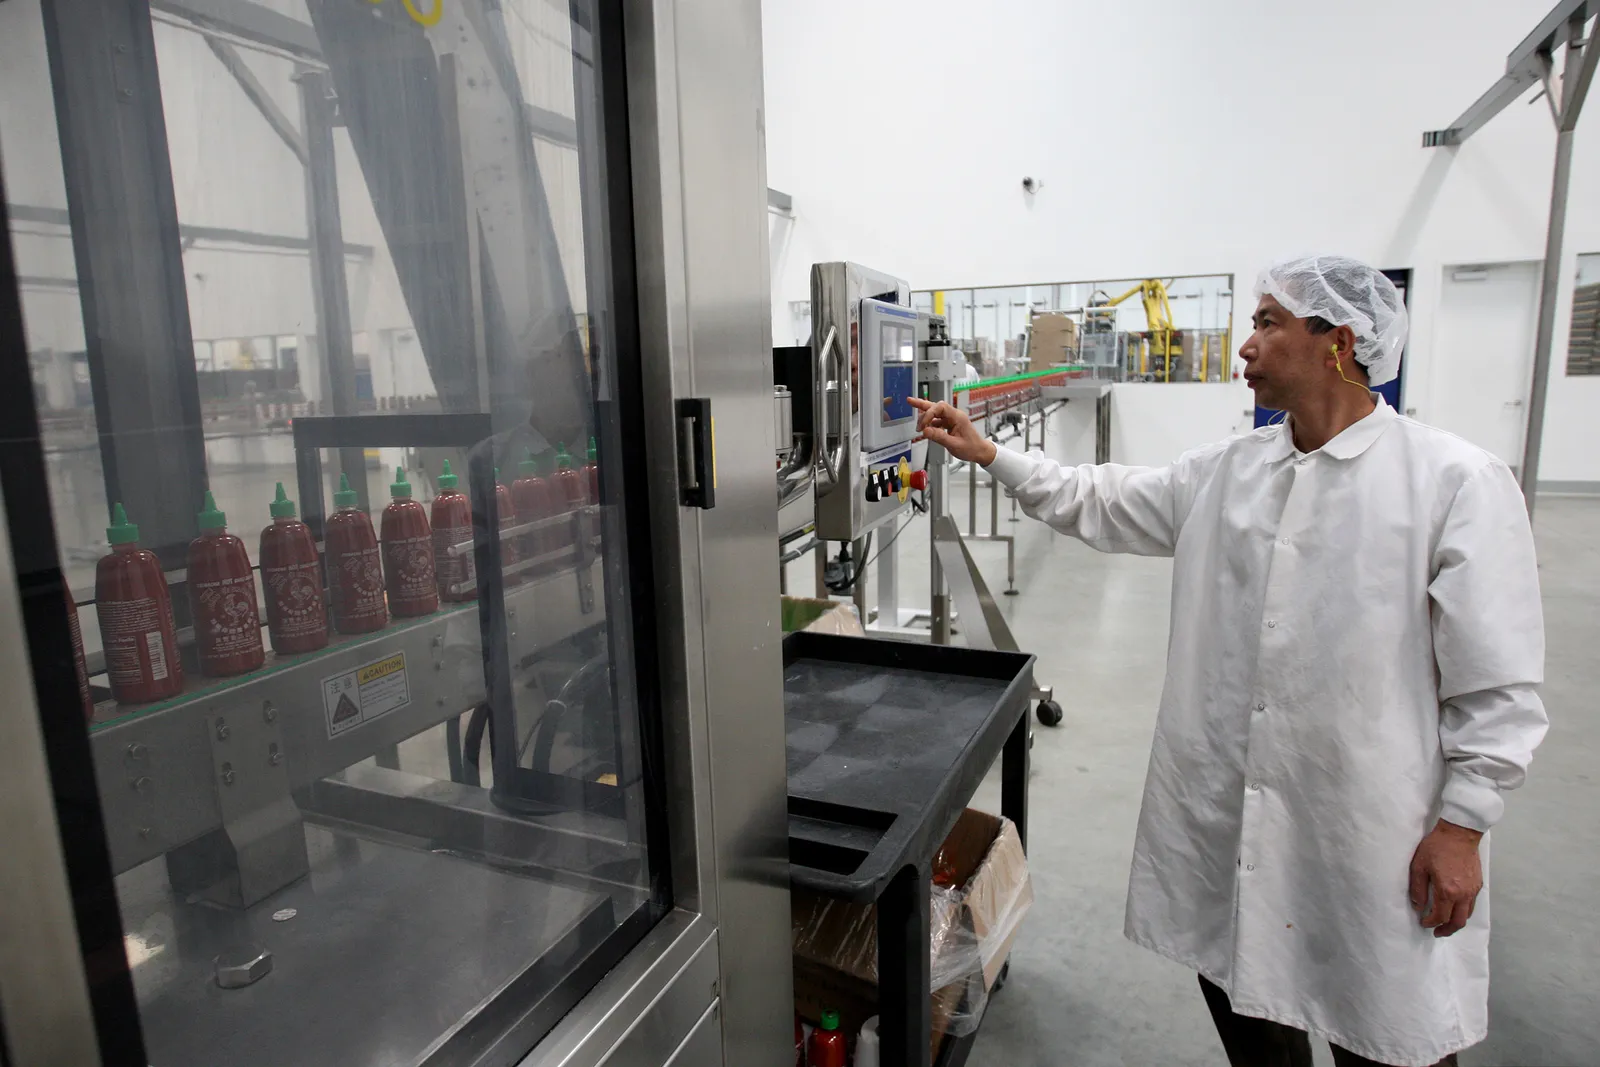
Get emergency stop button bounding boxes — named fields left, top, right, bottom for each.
left=908, top=470, right=929, bottom=492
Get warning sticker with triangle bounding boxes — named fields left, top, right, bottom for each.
left=322, top=652, right=410, bottom=738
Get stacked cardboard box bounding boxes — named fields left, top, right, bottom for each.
left=1027, top=312, right=1079, bottom=372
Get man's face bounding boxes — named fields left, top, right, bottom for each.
left=1239, top=295, right=1326, bottom=410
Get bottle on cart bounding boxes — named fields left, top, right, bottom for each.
left=259, top=482, right=329, bottom=655
left=511, top=448, right=557, bottom=564
left=381, top=466, right=438, bottom=618
left=326, top=473, right=388, bottom=635
left=188, top=491, right=266, bottom=677
left=494, top=467, right=520, bottom=575
left=806, top=1010, right=846, bottom=1067
left=66, top=590, right=94, bottom=719
left=95, top=503, right=184, bottom=703
left=431, top=459, right=476, bottom=603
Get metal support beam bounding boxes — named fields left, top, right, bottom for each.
left=1520, top=14, right=1597, bottom=513
left=151, top=0, right=322, bottom=58
left=42, top=0, right=210, bottom=566
left=9, top=202, right=373, bottom=256
left=1428, top=3, right=1597, bottom=515
left=296, top=70, right=368, bottom=509
left=204, top=36, right=308, bottom=165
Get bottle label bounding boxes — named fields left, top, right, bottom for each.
left=433, top=523, right=476, bottom=591
left=193, top=574, right=264, bottom=659
left=100, top=597, right=170, bottom=686
left=263, top=559, right=327, bottom=638
left=383, top=533, right=435, bottom=600
left=332, top=545, right=386, bottom=620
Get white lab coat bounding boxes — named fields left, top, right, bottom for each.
left=987, top=399, right=1547, bottom=1066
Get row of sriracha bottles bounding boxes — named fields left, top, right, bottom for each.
left=91, top=442, right=597, bottom=707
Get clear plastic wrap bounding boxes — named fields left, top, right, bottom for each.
left=791, top=810, right=1033, bottom=1042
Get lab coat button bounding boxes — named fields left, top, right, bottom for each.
left=1249, top=782, right=1262, bottom=792
left=1281, top=537, right=1291, bottom=545
left=1254, top=702, right=1266, bottom=712
left=1266, top=620, right=1277, bottom=628
left=1246, top=863, right=1255, bottom=872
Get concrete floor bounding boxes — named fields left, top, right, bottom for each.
left=847, top=455, right=1600, bottom=1066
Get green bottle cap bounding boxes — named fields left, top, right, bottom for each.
left=556, top=443, right=574, bottom=471
left=269, top=481, right=297, bottom=519
left=518, top=448, right=539, bottom=476
left=106, top=502, right=140, bottom=545
left=390, top=466, right=412, bottom=498
left=494, top=466, right=502, bottom=484
left=587, top=436, right=597, bottom=463
left=333, top=472, right=358, bottom=509
left=197, top=490, right=227, bottom=531
left=437, top=458, right=458, bottom=490
left=819, top=1009, right=840, bottom=1031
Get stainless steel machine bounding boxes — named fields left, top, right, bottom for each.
left=0, top=0, right=793, bottom=1064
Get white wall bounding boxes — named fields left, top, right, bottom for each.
left=762, top=0, right=1600, bottom=482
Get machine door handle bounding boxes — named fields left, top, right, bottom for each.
left=676, top=397, right=716, bottom=509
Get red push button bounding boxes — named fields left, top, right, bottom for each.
left=908, top=470, right=928, bottom=492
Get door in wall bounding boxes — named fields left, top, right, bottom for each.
left=1431, top=261, right=1541, bottom=468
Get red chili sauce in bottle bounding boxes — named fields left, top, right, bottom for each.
left=95, top=503, right=184, bottom=704
left=807, top=1010, right=847, bottom=1067
left=494, top=466, right=520, bottom=577
left=259, top=482, right=329, bottom=655
left=431, top=459, right=476, bottom=603
left=511, top=449, right=558, bottom=565
left=552, top=442, right=587, bottom=553
left=187, top=491, right=266, bottom=678
left=381, top=467, right=438, bottom=617
left=67, top=589, right=94, bottom=719
left=326, top=473, right=388, bottom=635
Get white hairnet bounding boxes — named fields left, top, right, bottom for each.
left=1254, top=255, right=1408, bottom=387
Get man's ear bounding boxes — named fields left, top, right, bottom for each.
left=1325, top=324, right=1361, bottom=369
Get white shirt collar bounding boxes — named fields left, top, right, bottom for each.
left=1265, top=396, right=1396, bottom=463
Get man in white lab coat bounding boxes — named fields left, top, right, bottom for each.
left=909, top=256, right=1547, bottom=1067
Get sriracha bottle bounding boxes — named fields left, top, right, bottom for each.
left=552, top=442, right=586, bottom=552
left=494, top=467, right=520, bottom=576
left=806, top=1010, right=846, bottom=1067
left=326, top=473, right=388, bottom=634
left=381, top=467, right=438, bottom=617
left=583, top=436, right=601, bottom=542
left=188, top=491, right=266, bottom=677
left=259, top=482, right=329, bottom=654
left=511, top=449, right=557, bottom=563
left=95, top=503, right=184, bottom=703
left=431, top=459, right=476, bottom=603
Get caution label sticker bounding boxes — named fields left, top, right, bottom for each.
left=322, top=652, right=411, bottom=738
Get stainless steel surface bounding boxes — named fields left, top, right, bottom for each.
left=119, top=823, right=621, bottom=1067
left=213, top=945, right=273, bottom=989
left=932, top=514, right=1017, bottom=654
left=625, top=0, right=795, bottom=1062
left=665, top=1002, right=723, bottom=1066
left=0, top=477, right=101, bottom=1067
left=519, top=912, right=715, bottom=1067
left=812, top=261, right=915, bottom=541
left=598, top=934, right=719, bottom=1067
left=91, top=561, right=604, bottom=876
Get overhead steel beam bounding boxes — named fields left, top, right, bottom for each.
left=767, top=187, right=793, bottom=215
left=1422, top=0, right=1591, bottom=146
left=204, top=36, right=308, bottom=165
left=1427, top=2, right=1597, bottom=515
left=149, top=0, right=321, bottom=58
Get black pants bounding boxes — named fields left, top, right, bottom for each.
left=1199, top=975, right=1460, bottom=1067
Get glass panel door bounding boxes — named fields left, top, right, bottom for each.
left=0, top=0, right=667, bottom=1062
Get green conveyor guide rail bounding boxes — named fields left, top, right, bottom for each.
left=951, top=366, right=1091, bottom=394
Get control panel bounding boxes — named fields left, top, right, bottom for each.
left=860, top=298, right=920, bottom=453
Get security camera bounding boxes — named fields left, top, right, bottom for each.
left=1021, top=176, right=1040, bottom=193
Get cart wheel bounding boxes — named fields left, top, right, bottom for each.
left=1035, top=699, right=1064, bottom=727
